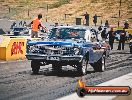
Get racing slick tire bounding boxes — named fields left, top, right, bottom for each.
left=77, top=59, right=88, bottom=75
left=92, top=56, right=105, bottom=72
left=31, top=60, right=40, bottom=74
left=52, top=63, right=62, bottom=72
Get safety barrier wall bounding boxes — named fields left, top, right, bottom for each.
left=0, top=36, right=27, bottom=61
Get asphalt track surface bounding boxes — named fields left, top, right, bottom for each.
left=0, top=43, right=132, bottom=100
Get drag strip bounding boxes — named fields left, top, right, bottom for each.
left=0, top=47, right=132, bottom=100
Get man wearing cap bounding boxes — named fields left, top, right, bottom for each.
left=30, top=13, right=48, bottom=38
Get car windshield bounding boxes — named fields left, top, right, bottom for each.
left=49, top=28, right=86, bottom=39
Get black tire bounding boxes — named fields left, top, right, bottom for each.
left=92, top=56, right=105, bottom=72
left=77, top=59, right=88, bottom=75
left=52, top=63, right=62, bottom=71
left=31, top=60, right=40, bottom=74
left=130, top=47, right=132, bottom=54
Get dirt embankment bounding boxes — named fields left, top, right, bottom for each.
left=0, top=0, right=132, bottom=26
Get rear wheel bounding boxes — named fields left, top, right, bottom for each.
left=31, top=60, right=40, bottom=74
left=92, top=56, right=105, bottom=72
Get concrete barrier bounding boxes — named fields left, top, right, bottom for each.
left=0, top=36, right=27, bottom=61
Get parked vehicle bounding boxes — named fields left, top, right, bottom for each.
left=10, top=27, right=30, bottom=36
left=26, top=26, right=110, bottom=75
left=114, top=30, right=129, bottom=41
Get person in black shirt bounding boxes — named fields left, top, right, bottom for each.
left=124, top=21, right=129, bottom=29
left=105, top=20, right=109, bottom=28
left=93, top=14, right=97, bottom=26
left=107, top=28, right=115, bottom=50
left=117, top=28, right=126, bottom=50
left=84, top=12, right=89, bottom=26
left=101, top=28, right=107, bottom=41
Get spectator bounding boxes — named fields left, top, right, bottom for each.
left=117, top=28, right=126, bottom=50
left=23, top=21, right=26, bottom=27
left=93, top=14, right=97, bottom=26
left=19, top=21, right=23, bottom=26
left=107, top=28, right=115, bottom=50
left=105, top=20, right=109, bottom=28
left=55, top=23, right=58, bottom=27
left=11, top=22, right=16, bottom=29
left=124, top=20, right=129, bottom=29
left=84, top=12, right=89, bottom=26
left=98, top=26, right=102, bottom=31
left=101, top=28, right=107, bottom=41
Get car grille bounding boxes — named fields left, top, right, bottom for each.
left=29, top=45, right=75, bottom=55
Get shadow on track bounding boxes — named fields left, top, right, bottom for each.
left=30, top=68, right=95, bottom=77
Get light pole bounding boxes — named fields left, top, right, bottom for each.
left=118, top=0, right=122, bottom=27
left=47, top=4, right=49, bottom=13
left=46, top=4, right=49, bottom=22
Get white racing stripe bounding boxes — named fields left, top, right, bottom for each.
left=57, top=73, right=132, bottom=100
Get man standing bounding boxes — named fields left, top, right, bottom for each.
left=30, top=13, right=48, bottom=38
left=107, top=28, right=115, bottom=50
left=93, top=14, right=97, bottom=26
left=117, top=28, right=126, bottom=50
left=101, top=28, right=107, bottom=41
left=84, top=12, right=89, bottom=26
left=105, top=20, right=109, bottom=28
left=124, top=20, right=129, bottom=29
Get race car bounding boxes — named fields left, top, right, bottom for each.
left=26, top=26, right=110, bottom=75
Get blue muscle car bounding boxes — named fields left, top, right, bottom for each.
left=26, top=26, right=110, bottom=75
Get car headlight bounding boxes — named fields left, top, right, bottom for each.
left=74, top=48, right=80, bottom=55
left=29, top=45, right=39, bottom=53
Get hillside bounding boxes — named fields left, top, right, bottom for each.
left=0, top=0, right=132, bottom=27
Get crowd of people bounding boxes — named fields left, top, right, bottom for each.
left=99, top=22, right=130, bottom=50
left=10, top=13, right=131, bottom=51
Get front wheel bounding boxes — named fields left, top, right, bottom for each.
left=92, top=56, right=105, bottom=72
left=77, top=59, right=88, bottom=75
left=31, top=60, right=40, bottom=74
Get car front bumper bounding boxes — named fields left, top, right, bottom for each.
left=26, top=54, right=83, bottom=61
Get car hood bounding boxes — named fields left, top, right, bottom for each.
left=27, top=39, right=90, bottom=47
